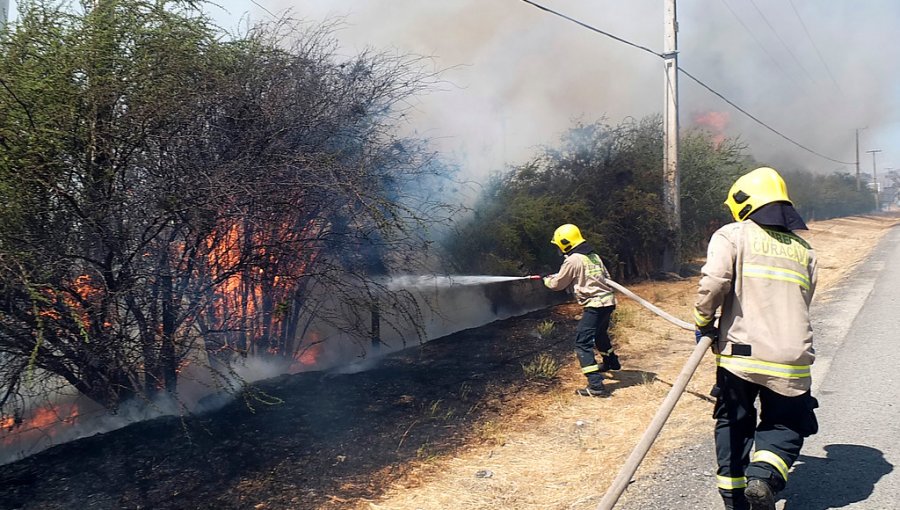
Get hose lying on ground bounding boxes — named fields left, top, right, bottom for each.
left=595, top=279, right=709, bottom=509
left=596, top=336, right=714, bottom=509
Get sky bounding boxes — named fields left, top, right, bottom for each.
left=7, top=0, right=900, bottom=184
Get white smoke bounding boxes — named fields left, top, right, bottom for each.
left=0, top=391, right=187, bottom=466
left=205, top=0, right=900, bottom=178
left=0, top=355, right=293, bottom=466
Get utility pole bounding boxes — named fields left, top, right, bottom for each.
left=662, top=0, right=680, bottom=274
left=886, top=168, right=895, bottom=211
left=855, top=129, right=863, bottom=191
left=867, top=149, right=882, bottom=211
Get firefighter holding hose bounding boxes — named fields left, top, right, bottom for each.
left=540, top=223, right=621, bottom=397
left=694, top=167, right=819, bottom=510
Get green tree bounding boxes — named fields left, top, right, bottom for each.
left=782, top=169, right=874, bottom=220
left=678, top=130, right=747, bottom=251
left=445, top=117, right=746, bottom=279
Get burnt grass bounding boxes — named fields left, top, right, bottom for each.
left=0, top=305, right=585, bottom=510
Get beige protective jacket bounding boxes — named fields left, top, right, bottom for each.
left=544, top=252, right=617, bottom=308
left=694, top=220, right=817, bottom=397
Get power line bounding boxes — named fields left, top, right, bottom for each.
left=677, top=67, right=852, bottom=165
left=515, top=0, right=854, bottom=166
left=747, top=0, right=815, bottom=83
left=249, top=0, right=277, bottom=18
left=718, top=0, right=796, bottom=84
left=518, top=0, right=662, bottom=59
left=788, top=0, right=843, bottom=94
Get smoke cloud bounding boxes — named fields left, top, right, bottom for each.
left=207, top=0, right=900, bottom=179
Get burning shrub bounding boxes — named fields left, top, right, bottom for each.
left=0, top=0, right=454, bottom=424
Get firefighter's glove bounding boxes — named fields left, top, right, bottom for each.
left=695, top=323, right=718, bottom=344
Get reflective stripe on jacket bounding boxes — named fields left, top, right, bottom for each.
left=544, top=253, right=616, bottom=308
left=694, top=221, right=817, bottom=396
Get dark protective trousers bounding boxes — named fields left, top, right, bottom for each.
left=713, top=367, right=818, bottom=506
left=574, top=305, right=615, bottom=389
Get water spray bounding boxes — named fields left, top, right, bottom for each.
left=384, top=274, right=534, bottom=289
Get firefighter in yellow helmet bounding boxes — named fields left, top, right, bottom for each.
left=542, top=224, right=619, bottom=397
left=694, top=167, right=819, bottom=510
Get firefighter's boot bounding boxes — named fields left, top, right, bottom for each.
left=720, top=491, right=749, bottom=510
left=598, top=352, right=621, bottom=371
left=744, top=479, right=775, bottom=510
left=575, top=386, right=610, bottom=398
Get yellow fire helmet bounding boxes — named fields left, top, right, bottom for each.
left=551, top=223, right=586, bottom=253
left=724, top=167, right=792, bottom=221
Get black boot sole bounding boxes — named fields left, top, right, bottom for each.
left=598, top=359, right=621, bottom=371
left=744, top=480, right=775, bottom=510
left=575, top=388, right=610, bottom=398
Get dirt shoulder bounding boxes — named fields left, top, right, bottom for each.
left=369, top=213, right=900, bottom=510
left=0, top=214, right=896, bottom=510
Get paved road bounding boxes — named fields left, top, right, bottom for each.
left=616, top=225, right=900, bottom=510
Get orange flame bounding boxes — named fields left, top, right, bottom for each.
left=295, top=331, right=324, bottom=367
left=201, top=219, right=320, bottom=359
left=34, top=274, right=107, bottom=332
left=1, top=403, right=80, bottom=446
left=296, top=345, right=322, bottom=366
left=693, top=111, right=730, bottom=146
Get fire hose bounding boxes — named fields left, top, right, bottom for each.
left=600, top=279, right=712, bottom=510
left=529, top=275, right=712, bottom=509
left=605, top=279, right=692, bottom=330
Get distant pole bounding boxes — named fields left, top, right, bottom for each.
left=662, top=0, right=680, bottom=274
left=886, top=168, right=895, bottom=211
left=867, top=149, right=882, bottom=211
left=1, top=0, right=8, bottom=29
left=855, top=129, right=862, bottom=191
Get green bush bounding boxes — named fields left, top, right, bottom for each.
left=445, top=117, right=746, bottom=279
left=782, top=169, right=874, bottom=220
left=444, top=116, right=874, bottom=282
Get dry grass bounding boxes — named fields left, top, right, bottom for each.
left=802, top=214, right=900, bottom=297
left=536, top=319, right=557, bottom=338
left=522, top=353, right=561, bottom=380
left=362, top=213, right=900, bottom=510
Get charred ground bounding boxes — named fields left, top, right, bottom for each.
left=0, top=303, right=642, bottom=510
